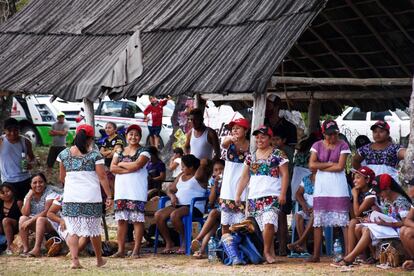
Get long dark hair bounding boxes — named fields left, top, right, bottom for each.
left=74, top=129, right=90, bottom=154
left=31, top=172, right=47, bottom=184
left=373, top=174, right=412, bottom=204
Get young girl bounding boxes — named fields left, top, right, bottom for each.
left=147, top=146, right=166, bottom=193
left=307, top=120, right=351, bottom=263
left=0, top=184, right=22, bottom=255
left=400, top=178, right=414, bottom=271
left=220, top=118, right=250, bottom=235
left=154, top=154, right=207, bottom=254
left=110, top=124, right=151, bottom=258
left=235, top=125, right=289, bottom=264
left=169, top=147, right=183, bottom=179
left=191, top=159, right=224, bottom=258
left=337, top=174, right=412, bottom=266
left=100, top=122, right=124, bottom=194
left=287, top=169, right=316, bottom=254
left=347, top=166, right=378, bottom=256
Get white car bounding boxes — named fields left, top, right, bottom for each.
left=94, top=99, right=173, bottom=148
left=335, top=107, right=410, bottom=146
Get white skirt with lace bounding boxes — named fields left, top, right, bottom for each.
left=63, top=216, right=102, bottom=237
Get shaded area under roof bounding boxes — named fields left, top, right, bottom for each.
left=0, top=0, right=326, bottom=101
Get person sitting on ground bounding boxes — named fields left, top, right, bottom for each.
left=19, top=173, right=59, bottom=257
left=353, top=121, right=405, bottom=183
left=400, top=178, right=414, bottom=271
left=110, top=124, right=151, bottom=258
left=191, top=159, right=225, bottom=258
left=147, top=146, right=166, bottom=194
left=169, top=147, right=183, bottom=179
left=346, top=166, right=379, bottom=258
left=287, top=168, right=316, bottom=255
left=336, top=174, right=412, bottom=266
left=0, top=184, right=22, bottom=255
left=154, top=154, right=208, bottom=255
left=235, top=125, right=289, bottom=264
left=99, top=122, right=124, bottom=196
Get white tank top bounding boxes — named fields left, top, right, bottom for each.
left=176, top=176, right=206, bottom=212
left=190, top=128, right=213, bottom=160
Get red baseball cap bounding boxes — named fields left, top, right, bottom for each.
left=351, top=166, right=375, bottom=183
left=322, top=119, right=339, bottom=135
left=76, top=124, right=94, bottom=137
left=227, top=118, right=250, bottom=130
left=370, top=120, right=390, bottom=131
left=126, top=124, right=142, bottom=135
left=372, top=174, right=395, bottom=192
left=252, top=125, right=273, bottom=137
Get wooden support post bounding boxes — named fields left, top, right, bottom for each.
left=250, top=92, right=267, bottom=152
left=272, top=76, right=412, bottom=87
left=403, top=79, right=414, bottom=180
left=308, top=98, right=321, bottom=134
left=83, top=98, right=95, bottom=128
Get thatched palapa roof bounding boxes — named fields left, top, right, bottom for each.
left=0, top=0, right=326, bottom=102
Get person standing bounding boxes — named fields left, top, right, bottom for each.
left=307, top=120, right=351, bottom=263
left=235, top=125, right=289, bottom=264
left=144, top=96, right=170, bottom=149
left=57, top=124, right=112, bottom=269
left=46, top=112, right=69, bottom=182
left=184, top=108, right=220, bottom=161
left=0, top=118, right=35, bottom=200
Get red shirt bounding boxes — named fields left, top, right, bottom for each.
left=144, top=99, right=167, bottom=127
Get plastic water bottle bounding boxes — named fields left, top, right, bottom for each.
left=21, top=152, right=28, bottom=173
left=208, top=237, right=218, bottom=263
left=333, top=239, right=343, bottom=262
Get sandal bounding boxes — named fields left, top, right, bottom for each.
left=110, top=252, right=125, bottom=258
left=191, top=239, right=201, bottom=253
left=331, top=259, right=353, bottom=267
left=192, top=250, right=205, bottom=259
left=160, top=249, right=175, bottom=255
left=402, top=260, right=414, bottom=271
left=175, top=248, right=186, bottom=255
left=287, top=243, right=306, bottom=254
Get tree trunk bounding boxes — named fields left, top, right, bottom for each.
left=402, top=79, right=414, bottom=181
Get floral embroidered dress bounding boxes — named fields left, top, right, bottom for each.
left=113, top=147, right=150, bottom=223
left=357, top=143, right=402, bottom=183
left=245, top=148, right=288, bottom=217
left=57, top=148, right=104, bottom=237
left=311, top=140, right=351, bottom=227
left=219, top=143, right=249, bottom=213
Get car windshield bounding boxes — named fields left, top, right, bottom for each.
left=394, top=109, right=410, bottom=120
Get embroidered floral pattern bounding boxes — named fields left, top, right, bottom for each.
left=59, top=148, right=103, bottom=172
left=245, top=148, right=286, bottom=178
left=62, top=202, right=102, bottom=217
left=248, top=196, right=279, bottom=217
left=222, top=143, right=249, bottom=163
left=294, top=152, right=310, bottom=168
left=114, top=199, right=145, bottom=212
left=118, top=147, right=148, bottom=162
left=358, top=143, right=401, bottom=167
left=219, top=199, right=245, bottom=213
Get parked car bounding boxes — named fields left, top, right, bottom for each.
left=94, top=99, right=173, bottom=148
left=335, top=107, right=410, bottom=146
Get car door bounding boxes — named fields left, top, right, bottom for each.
left=339, top=107, right=370, bottom=144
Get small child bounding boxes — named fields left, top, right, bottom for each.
left=0, top=184, right=22, bottom=255
left=169, top=148, right=183, bottom=179
left=191, top=159, right=225, bottom=258
left=287, top=169, right=315, bottom=254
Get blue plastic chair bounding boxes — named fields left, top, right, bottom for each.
left=154, top=195, right=208, bottom=255
left=289, top=201, right=333, bottom=256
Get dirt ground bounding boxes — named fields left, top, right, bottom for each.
left=1, top=255, right=411, bottom=276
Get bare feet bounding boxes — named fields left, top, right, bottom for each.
left=96, top=258, right=107, bottom=267
left=402, top=260, right=414, bottom=271
left=110, top=251, right=125, bottom=258
left=305, top=256, right=320, bottom=263
left=130, top=250, right=140, bottom=259
left=264, top=253, right=276, bottom=264
left=71, top=258, right=83, bottom=269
